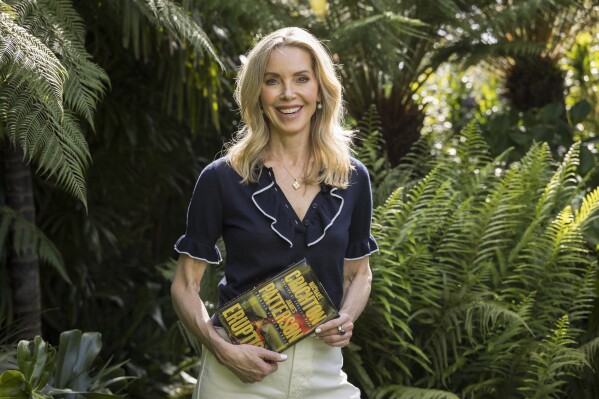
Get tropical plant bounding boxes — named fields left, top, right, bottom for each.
left=303, top=0, right=449, bottom=164
left=355, top=105, right=390, bottom=188
left=22, top=1, right=248, bottom=395
left=0, top=0, right=221, bottom=341
left=0, top=329, right=130, bottom=398
left=349, top=122, right=599, bottom=398
left=1, top=0, right=108, bottom=338
left=435, top=0, right=599, bottom=112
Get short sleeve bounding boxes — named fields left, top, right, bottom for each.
left=344, top=161, right=379, bottom=260
left=174, top=162, right=223, bottom=264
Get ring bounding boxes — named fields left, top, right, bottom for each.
left=337, top=325, right=346, bottom=336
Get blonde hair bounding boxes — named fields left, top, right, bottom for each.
left=225, top=27, right=353, bottom=188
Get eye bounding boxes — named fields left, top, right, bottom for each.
left=297, top=76, right=310, bottom=83
left=265, top=78, right=278, bottom=85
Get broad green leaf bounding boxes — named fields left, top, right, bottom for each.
left=55, top=330, right=102, bottom=390
left=0, top=370, right=27, bottom=399
left=569, top=99, right=592, bottom=125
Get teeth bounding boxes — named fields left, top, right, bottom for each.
left=279, top=107, right=301, bottom=114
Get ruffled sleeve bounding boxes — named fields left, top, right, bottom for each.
left=344, top=161, right=379, bottom=260
left=174, top=162, right=223, bottom=264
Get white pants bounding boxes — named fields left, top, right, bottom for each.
left=193, top=328, right=361, bottom=399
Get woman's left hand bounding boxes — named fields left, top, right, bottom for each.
left=314, top=312, right=353, bottom=347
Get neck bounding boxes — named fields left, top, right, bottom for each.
left=267, top=135, right=311, bottom=166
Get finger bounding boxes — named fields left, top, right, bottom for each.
left=319, top=335, right=352, bottom=347
left=317, top=323, right=354, bottom=337
left=260, top=349, right=288, bottom=363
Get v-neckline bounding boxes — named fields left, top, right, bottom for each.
left=264, top=165, right=320, bottom=223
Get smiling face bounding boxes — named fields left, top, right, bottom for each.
left=260, top=45, right=321, bottom=140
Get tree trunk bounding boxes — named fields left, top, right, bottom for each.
left=505, top=55, right=566, bottom=113
left=378, top=100, right=424, bottom=166
left=3, top=140, right=41, bottom=339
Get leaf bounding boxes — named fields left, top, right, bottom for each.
left=569, top=99, right=592, bottom=125
left=54, top=330, right=102, bottom=391
left=0, top=370, right=28, bottom=399
left=16, top=336, right=55, bottom=393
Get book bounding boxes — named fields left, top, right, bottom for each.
left=215, top=259, right=339, bottom=353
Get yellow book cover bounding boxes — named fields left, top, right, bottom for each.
left=215, top=259, right=339, bottom=353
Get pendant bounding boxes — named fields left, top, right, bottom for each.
left=292, top=179, right=301, bottom=190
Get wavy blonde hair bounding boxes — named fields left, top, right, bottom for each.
left=225, top=27, right=353, bottom=188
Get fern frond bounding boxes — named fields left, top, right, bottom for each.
left=464, top=300, right=532, bottom=339
left=335, top=11, right=428, bottom=41
left=36, top=0, right=110, bottom=127
left=460, top=41, right=547, bottom=68
left=398, top=133, right=437, bottom=180
left=566, top=264, right=597, bottom=328
left=579, top=335, right=599, bottom=362
left=519, top=315, right=588, bottom=398
left=0, top=205, right=70, bottom=283
left=455, top=121, right=493, bottom=170
left=129, top=0, right=222, bottom=68
left=574, top=186, right=599, bottom=232
left=0, top=82, right=90, bottom=205
left=0, top=2, right=66, bottom=110
left=374, top=385, right=460, bottom=399
left=507, top=143, right=555, bottom=264
left=356, top=104, right=389, bottom=187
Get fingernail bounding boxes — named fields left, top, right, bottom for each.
left=315, top=328, right=321, bottom=334
left=280, top=354, right=288, bottom=360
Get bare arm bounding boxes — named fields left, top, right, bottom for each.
left=171, top=254, right=287, bottom=382
left=315, top=256, right=372, bottom=346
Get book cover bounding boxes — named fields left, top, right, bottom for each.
left=215, top=259, right=339, bottom=353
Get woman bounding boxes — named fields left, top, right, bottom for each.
left=171, top=27, right=378, bottom=398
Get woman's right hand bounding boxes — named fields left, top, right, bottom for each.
left=216, top=342, right=287, bottom=383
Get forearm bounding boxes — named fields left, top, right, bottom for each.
left=340, top=257, right=372, bottom=322
left=314, top=257, right=372, bottom=346
left=170, top=255, right=231, bottom=362
left=171, top=282, right=228, bottom=359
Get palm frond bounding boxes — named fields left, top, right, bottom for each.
left=334, top=11, right=429, bottom=41
left=0, top=205, right=70, bottom=283
left=128, top=0, right=222, bottom=68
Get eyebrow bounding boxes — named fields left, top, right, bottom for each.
left=264, top=70, right=312, bottom=77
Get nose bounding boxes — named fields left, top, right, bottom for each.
left=280, top=82, right=295, bottom=100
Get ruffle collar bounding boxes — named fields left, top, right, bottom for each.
left=251, top=166, right=344, bottom=248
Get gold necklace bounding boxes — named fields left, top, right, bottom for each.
left=270, top=153, right=304, bottom=190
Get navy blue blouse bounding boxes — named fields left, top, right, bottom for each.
left=174, top=157, right=378, bottom=312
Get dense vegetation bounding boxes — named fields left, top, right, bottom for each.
left=1, top=0, right=598, bottom=398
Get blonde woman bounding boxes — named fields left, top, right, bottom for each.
left=171, top=27, right=378, bottom=398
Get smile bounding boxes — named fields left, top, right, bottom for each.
left=277, top=106, right=302, bottom=115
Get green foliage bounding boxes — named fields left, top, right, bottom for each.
left=355, top=104, right=390, bottom=187
left=0, top=330, right=128, bottom=398
left=351, top=122, right=599, bottom=397
left=434, top=0, right=598, bottom=69
left=0, top=0, right=108, bottom=207
left=0, top=206, right=69, bottom=283
left=519, top=316, right=587, bottom=399
left=374, top=386, right=460, bottom=399
left=563, top=31, right=599, bottom=142
left=0, top=1, right=66, bottom=109
left=126, top=0, right=221, bottom=67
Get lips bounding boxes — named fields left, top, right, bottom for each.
left=277, top=106, right=302, bottom=115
